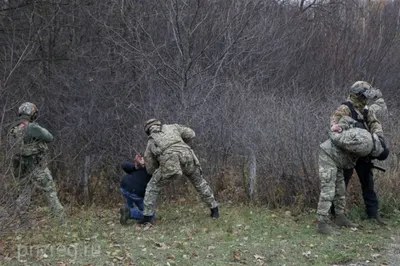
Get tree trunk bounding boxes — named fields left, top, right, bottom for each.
left=83, top=155, right=91, bottom=206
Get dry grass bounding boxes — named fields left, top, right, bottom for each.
left=1, top=200, right=399, bottom=266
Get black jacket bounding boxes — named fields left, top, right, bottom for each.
left=120, top=162, right=151, bottom=198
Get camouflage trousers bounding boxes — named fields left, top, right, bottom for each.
left=143, top=148, right=218, bottom=216
left=316, top=149, right=346, bottom=222
left=15, top=162, right=65, bottom=223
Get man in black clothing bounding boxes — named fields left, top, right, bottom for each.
left=330, top=82, right=389, bottom=225
left=343, top=156, right=387, bottom=225
left=119, top=155, right=155, bottom=224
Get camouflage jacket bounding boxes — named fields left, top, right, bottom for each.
left=320, top=140, right=359, bottom=169
left=323, top=116, right=361, bottom=169
left=144, top=124, right=196, bottom=175
left=330, top=94, right=383, bottom=136
left=369, top=98, right=388, bottom=122
left=8, top=116, right=54, bottom=157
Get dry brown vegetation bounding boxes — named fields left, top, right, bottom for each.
left=1, top=0, right=400, bottom=233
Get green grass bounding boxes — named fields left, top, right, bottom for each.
left=1, top=201, right=400, bottom=266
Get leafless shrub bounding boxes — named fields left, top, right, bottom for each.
left=0, top=0, right=400, bottom=224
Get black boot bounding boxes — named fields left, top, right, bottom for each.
left=210, top=207, right=219, bottom=219
left=334, top=213, right=358, bottom=228
left=317, top=221, right=334, bottom=235
left=369, top=215, right=387, bottom=226
left=119, top=207, right=130, bottom=225
left=138, top=215, right=154, bottom=225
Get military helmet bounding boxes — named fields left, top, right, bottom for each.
left=349, top=81, right=375, bottom=99
left=18, top=102, right=38, bottom=117
left=144, top=118, right=161, bottom=134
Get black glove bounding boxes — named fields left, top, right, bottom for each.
left=376, top=136, right=389, bottom=161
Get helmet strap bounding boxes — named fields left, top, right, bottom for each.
left=31, top=112, right=38, bottom=121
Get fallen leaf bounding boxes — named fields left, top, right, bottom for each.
left=254, top=254, right=265, bottom=260
left=111, top=250, right=121, bottom=256
left=143, top=223, right=153, bottom=231
left=234, top=250, right=241, bottom=261
left=155, top=242, right=168, bottom=250
left=191, top=251, right=199, bottom=258
left=302, top=251, right=312, bottom=258
left=372, top=253, right=381, bottom=259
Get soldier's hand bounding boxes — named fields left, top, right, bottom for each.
left=183, top=138, right=193, bottom=146
left=373, top=89, right=383, bottom=99
left=378, top=136, right=386, bottom=147
left=135, top=154, right=145, bottom=166
left=331, top=124, right=342, bottom=133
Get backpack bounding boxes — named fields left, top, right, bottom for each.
left=7, top=121, right=29, bottom=157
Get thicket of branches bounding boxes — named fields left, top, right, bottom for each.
left=1, top=0, right=400, bottom=229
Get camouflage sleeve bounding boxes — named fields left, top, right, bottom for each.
left=28, top=123, right=54, bottom=142
left=144, top=139, right=159, bottom=175
left=330, top=105, right=351, bottom=127
left=366, top=110, right=384, bottom=137
left=369, top=98, right=388, bottom=122
left=174, top=124, right=196, bottom=140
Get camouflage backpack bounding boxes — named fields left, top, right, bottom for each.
left=7, top=121, right=29, bottom=157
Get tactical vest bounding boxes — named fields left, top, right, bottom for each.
left=8, top=121, right=42, bottom=157
left=342, top=101, right=368, bottom=130
left=341, top=101, right=380, bottom=159
left=8, top=121, right=28, bottom=156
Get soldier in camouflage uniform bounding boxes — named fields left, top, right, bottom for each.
left=140, top=119, right=219, bottom=224
left=8, top=102, right=65, bottom=225
left=316, top=117, right=361, bottom=235
left=330, top=81, right=389, bottom=225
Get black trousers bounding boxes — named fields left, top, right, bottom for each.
left=344, top=157, right=379, bottom=217
left=331, top=157, right=379, bottom=218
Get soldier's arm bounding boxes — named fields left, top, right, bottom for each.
left=366, top=111, right=384, bottom=137
left=144, top=140, right=159, bottom=175
left=369, top=98, right=388, bottom=122
left=28, top=123, right=54, bottom=142
left=175, top=124, right=196, bottom=141
left=330, top=105, right=351, bottom=128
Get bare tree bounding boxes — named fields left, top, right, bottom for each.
left=0, top=0, right=399, bottom=222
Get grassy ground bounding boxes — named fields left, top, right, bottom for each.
left=1, top=201, right=399, bottom=266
